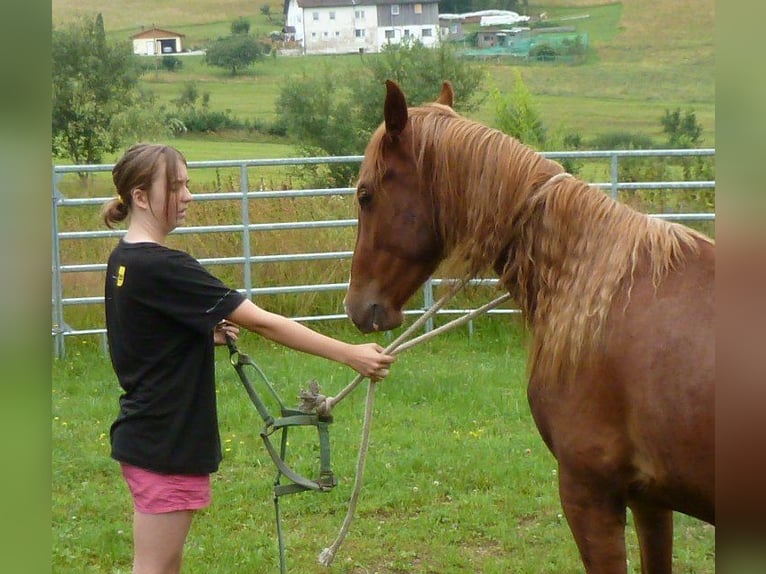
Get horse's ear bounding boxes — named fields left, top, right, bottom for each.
left=384, top=79, right=408, bottom=137
left=436, top=81, right=454, bottom=108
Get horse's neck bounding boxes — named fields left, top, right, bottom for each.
left=494, top=174, right=621, bottom=315
left=439, top=135, right=564, bottom=277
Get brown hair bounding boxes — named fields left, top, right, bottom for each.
left=101, top=143, right=188, bottom=229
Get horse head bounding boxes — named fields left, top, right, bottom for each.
left=344, top=80, right=454, bottom=333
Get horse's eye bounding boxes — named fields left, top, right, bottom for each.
left=357, top=187, right=372, bottom=207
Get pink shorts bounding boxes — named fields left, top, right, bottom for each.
left=120, top=463, right=211, bottom=514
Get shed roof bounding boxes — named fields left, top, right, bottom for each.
left=131, top=27, right=186, bottom=40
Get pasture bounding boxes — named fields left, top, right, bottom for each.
left=52, top=322, right=715, bottom=573
left=51, top=0, right=715, bottom=160
left=51, top=0, right=716, bottom=571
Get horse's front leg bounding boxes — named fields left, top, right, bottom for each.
left=629, top=501, right=673, bottom=574
left=558, top=465, right=629, bottom=574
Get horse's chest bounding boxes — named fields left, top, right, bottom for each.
left=526, top=366, right=629, bottom=470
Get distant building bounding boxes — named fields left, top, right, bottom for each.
left=440, top=10, right=529, bottom=44
left=131, top=27, right=185, bottom=56
left=438, top=15, right=464, bottom=41
left=283, top=0, right=440, bottom=55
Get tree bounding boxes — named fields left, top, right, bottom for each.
left=661, top=108, right=703, bottom=148
left=492, top=69, right=545, bottom=148
left=231, top=16, right=251, bottom=35
left=276, top=71, right=365, bottom=186
left=276, top=41, right=486, bottom=186
left=351, top=41, right=484, bottom=133
left=52, top=14, right=162, bottom=167
left=205, top=35, right=265, bottom=75
left=660, top=108, right=708, bottom=182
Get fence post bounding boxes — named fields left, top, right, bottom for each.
left=610, top=153, right=619, bottom=200
left=51, top=168, right=66, bottom=358
left=240, top=165, right=253, bottom=297
left=423, top=278, right=434, bottom=333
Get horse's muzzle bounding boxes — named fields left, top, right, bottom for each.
left=345, top=300, right=403, bottom=333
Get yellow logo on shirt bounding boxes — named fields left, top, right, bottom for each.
left=116, top=265, right=126, bottom=286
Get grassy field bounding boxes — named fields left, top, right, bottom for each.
left=51, top=2, right=716, bottom=570
left=52, top=0, right=716, bottom=158
left=52, top=320, right=715, bottom=573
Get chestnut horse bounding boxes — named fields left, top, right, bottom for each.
left=344, top=80, right=714, bottom=573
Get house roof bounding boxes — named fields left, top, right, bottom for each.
left=131, top=27, right=185, bottom=40
left=298, top=0, right=436, bottom=7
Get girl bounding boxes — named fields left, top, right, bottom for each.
left=102, top=143, right=395, bottom=573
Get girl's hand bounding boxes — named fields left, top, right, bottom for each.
left=347, top=343, right=396, bottom=381
left=214, top=321, right=240, bottom=346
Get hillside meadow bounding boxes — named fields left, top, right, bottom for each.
left=52, top=0, right=715, bottom=160
left=50, top=2, right=716, bottom=571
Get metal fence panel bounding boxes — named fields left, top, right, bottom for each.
left=51, top=149, right=715, bottom=357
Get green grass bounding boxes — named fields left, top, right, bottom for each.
left=142, top=53, right=362, bottom=125
left=52, top=319, right=714, bottom=573
left=52, top=0, right=715, bottom=156
left=53, top=0, right=281, bottom=41
left=51, top=3, right=715, bottom=569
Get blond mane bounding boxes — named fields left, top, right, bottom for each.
left=389, top=103, right=713, bottom=384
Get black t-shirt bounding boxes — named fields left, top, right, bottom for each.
left=104, top=240, right=246, bottom=474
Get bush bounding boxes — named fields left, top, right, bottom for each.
left=529, top=44, right=557, bottom=61
left=160, top=55, right=182, bottom=72
left=661, top=108, right=703, bottom=148
left=171, top=109, right=244, bottom=133
left=251, top=117, right=288, bottom=137
left=590, top=131, right=655, bottom=150
left=231, top=16, right=251, bottom=35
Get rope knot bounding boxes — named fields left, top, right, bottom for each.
left=298, top=379, right=333, bottom=416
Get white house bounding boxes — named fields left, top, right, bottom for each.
left=283, top=0, right=440, bottom=55
left=131, top=27, right=185, bottom=56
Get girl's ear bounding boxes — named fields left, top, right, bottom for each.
left=131, top=187, right=148, bottom=209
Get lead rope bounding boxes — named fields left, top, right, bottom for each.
left=317, top=286, right=512, bottom=567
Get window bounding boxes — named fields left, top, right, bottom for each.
left=312, top=11, right=319, bottom=21
left=422, top=28, right=432, bottom=37
left=355, top=9, right=365, bottom=19
left=355, top=28, right=366, bottom=38
left=385, top=29, right=395, bottom=39
left=329, top=11, right=336, bottom=20
left=414, top=3, right=422, bottom=14
left=404, top=29, right=411, bottom=37
left=391, top=5, right=400, bottom=16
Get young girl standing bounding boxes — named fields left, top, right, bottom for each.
left=102, top=144, right=395, bottom=573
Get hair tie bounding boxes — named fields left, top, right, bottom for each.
left=117, top=195, right=125, bottom=205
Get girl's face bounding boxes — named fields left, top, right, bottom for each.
left=146, top=159, right=193, bottom=233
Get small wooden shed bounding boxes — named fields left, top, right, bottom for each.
left=131, top=27, right=185, bottom=56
